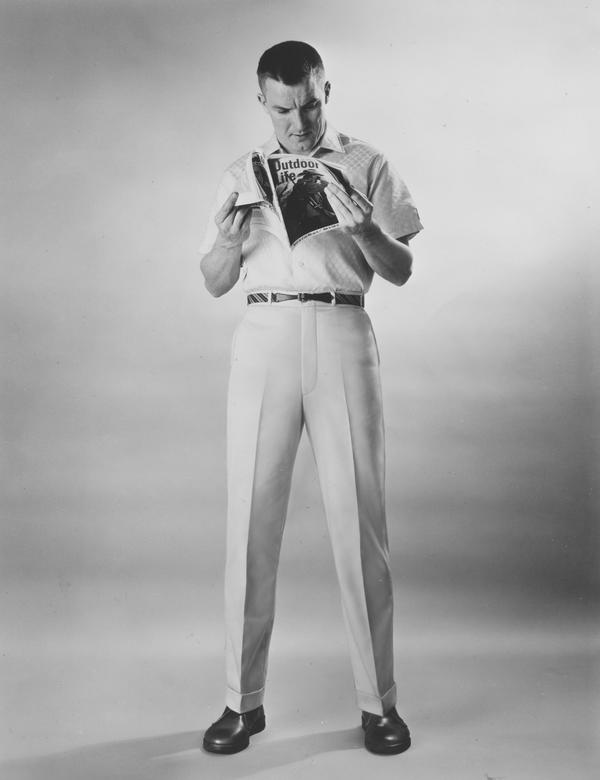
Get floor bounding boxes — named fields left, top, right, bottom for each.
left=1, top=580, right=597, bottom=780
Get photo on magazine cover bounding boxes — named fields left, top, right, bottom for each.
left=267, top=157, right=342, bottom=247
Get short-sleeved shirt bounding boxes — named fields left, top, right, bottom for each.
left=199, top=126, right=423, bottom=295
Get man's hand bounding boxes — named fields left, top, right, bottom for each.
left=326, top=183, right=375, bottom=236
left=215, top=191, right=252, bottom=248
left=327, top=182, right=413, bottom=286
left=200, top=192, right=251, bottom=297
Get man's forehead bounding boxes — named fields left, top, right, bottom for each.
left=261, top=74, right=324, bottom=104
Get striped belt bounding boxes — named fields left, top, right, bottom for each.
left=247, top=291, right=364, bottom=307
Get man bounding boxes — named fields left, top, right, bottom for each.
left=199, top=41, right=423, bottom=756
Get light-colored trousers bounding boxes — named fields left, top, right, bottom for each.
left=224, top=300, right=396, bottom=716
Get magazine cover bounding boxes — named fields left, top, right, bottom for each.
left=235, top=151, right=352, bottom=248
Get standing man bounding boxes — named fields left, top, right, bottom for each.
left=199, top=41, right=423, bottom=756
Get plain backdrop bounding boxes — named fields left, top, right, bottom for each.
left=1, top=0, right=598, bottom=775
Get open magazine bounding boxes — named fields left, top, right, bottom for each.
left=235, top=150, right=354, bottom=248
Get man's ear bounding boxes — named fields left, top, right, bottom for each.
left=257, top=92, right=267, bottom=109
left=324, top=81, right=331, bottom=103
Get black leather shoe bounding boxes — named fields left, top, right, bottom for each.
left=362, top=707, right=411, bottom=755
left=202, top=705, right=265, bottom=754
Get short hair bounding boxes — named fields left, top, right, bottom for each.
left=257, top=41, right=324, bottom=89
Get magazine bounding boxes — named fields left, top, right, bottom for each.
left=235, top=151, right=354, bottom=248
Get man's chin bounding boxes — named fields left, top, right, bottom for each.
left=286, top=135, right=315, bottom=154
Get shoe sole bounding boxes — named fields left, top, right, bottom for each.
left=202, top=717, right=266, bottom=754
left=364, top=737, right=411, bottom=755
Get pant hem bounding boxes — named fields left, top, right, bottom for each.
left=226, top=686, right=265, bottom=713
left=357, top=682, right=397, bottom=716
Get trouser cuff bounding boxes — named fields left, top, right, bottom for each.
left=226, top=686, right=265, bottom=713
left=357, top=682, right=397, bottom=716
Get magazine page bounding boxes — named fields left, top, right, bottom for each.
left=267, top=155, right=352, bottom=248
left=234, top=151, right=277, bottom=209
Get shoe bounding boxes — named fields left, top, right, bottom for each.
left=202, top=705, right=265, bottom=754
left=361, top=706, right=411, bottom=755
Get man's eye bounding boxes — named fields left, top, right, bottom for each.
left=276, top=109, right=289, bottom=114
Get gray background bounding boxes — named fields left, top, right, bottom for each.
left=1, top=0, right=598, bottom=778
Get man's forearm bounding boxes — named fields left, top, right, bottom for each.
left=200, top=239, right=243, bottom=297
left=351, top=224, right=413, bottom=286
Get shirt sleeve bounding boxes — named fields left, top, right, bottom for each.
left=368, top=154, right=423, bottom=241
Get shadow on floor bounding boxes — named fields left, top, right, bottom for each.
left=1, top=727, right=363, bottom=780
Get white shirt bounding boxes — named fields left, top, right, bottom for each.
left=199, top=126, right=423, bottom=294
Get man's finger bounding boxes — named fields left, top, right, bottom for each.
left=218, top=209, right=236, bottom=233
left=232, top=206, right=251, bottom=232
left=328, top=182, right=363, bottom=214
left=215, top=191, right=239, bottom=223
left=349, top=187, right=373, bottom=210
left=329, top=186, right=361, bottom=218
left=327, top=187, right=354, bottom=221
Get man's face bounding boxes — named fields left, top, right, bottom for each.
left=258, top=73, right=330, bottom=155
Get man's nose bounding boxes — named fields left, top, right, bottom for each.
left=290, top=110, right=307, bottom=132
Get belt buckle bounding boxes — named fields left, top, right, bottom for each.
left=298, top=292, right=307, bottom=303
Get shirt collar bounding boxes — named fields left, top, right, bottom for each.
left=261, top=125, right=345, bottom=156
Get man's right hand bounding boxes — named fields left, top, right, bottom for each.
left=201, top=192, right=251, bottom=297
left=215, top=192, right=252, bottom=248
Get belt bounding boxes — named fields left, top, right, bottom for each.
left=247, top=291, right=364, bottom=307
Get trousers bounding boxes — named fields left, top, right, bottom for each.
left=224, top=300, right=396, bottom=716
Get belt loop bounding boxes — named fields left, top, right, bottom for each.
left=268, top=291, right=274, bottom=304
left=330, top=289, right=337, bottom=305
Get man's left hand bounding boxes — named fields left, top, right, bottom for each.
left=326, top=183, right=375, bottom=236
